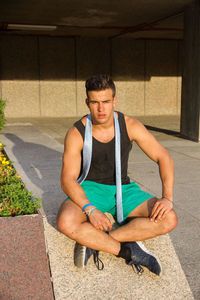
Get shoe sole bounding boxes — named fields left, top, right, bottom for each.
left=74, top=242, right=86, bottom=268
left=136, top=241, right=162, bottom=275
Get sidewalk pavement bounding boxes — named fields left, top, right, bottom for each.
left=1, top=115, right=200, bottom=300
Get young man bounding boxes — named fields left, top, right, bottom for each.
left=57, top=74, right=178, bottom=276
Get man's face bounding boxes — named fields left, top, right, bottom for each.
left=86, top=88, right=117, bottom=124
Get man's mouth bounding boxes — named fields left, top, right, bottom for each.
left=98, top=114, right=106, bottom=119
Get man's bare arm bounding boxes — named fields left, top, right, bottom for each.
left=126, top=116, right=174, bottom=222
left=61, top=126, right=112, bottom=231
left=61, top=126, right=90, bottom=208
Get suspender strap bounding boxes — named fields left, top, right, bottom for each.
left=77, top=112, right=123, bottom=224
left=77, top=114, right=92, bottom=184
left=114, top=113, right=123, bottom=224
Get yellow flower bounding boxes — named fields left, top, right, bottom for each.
left=1, top=158, right=9, bottom=166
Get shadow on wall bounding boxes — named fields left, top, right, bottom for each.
left=0, top=35, right=183, bottom=81
left=4, top=132, right=65, bottom=223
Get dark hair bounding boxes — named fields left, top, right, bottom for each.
left=85, top=74, right=116, bottom=97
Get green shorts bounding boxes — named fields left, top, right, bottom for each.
left=67, top=180, right=153, bottom=221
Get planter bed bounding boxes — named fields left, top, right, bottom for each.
left=0, top=214, right=54, bottom=299
left=0, top=143, right=54, bottom=299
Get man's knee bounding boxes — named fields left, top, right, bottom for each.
left=161, top=210, right=178, bottom=234
left=56, top=211, right=74, bottom=238
left=56, top=202, right=84, bottom=239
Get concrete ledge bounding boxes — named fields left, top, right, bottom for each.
left=44, top=215, right=193, bottom=300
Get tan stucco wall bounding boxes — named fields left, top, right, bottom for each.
left=0, top=35, right=182, bottom=118
left=76, top=37, right=111, bottom=116
left=0, top=36, right=40, bottom=117
left=39, top=37, right=76, bottom=117
left=145, top=40, right=179, bottom=115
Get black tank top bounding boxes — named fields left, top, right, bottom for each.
left=74, top=111, right=132, bottom=185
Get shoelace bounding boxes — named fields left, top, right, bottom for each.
left=131, top=264, right=144, bottom=275
left=92, top=249, right=144, bottom=274
left=93, top=251, right=104, bottom=270
left=126, top=259, right=144, bottom=275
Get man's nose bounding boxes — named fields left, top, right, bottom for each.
left=98, top=102, right=103, bottom=111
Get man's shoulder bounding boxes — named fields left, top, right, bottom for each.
left=123, top=114, right=146, bottom=141
left=67, top=115, right=88, bottom=136
left=124, top=114, right=141, bottom=127
left=74, top=115, right=87, bottom=127
left=64, top=124, right=84, bottom=147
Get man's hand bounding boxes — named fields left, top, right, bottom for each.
left=150, top=198, right=173, bottom=223
left=89, top=209, right=112, bottom=231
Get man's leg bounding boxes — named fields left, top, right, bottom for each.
left=109, top=197, right=177, bottom=275
left=57, top=197, right=177, bottom=253
left=57, top=197, right=177, bottom=275
left=56, top=200, right=120, bottom=255
left=110, top=197, right=178, bottom=242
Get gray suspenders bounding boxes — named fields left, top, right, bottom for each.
left=77, top=113, right=92, bottom=184
left=78, top=112, right=124, bottom=224
left=114, top=112, right=123, bottom=224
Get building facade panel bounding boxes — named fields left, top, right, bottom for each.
left=0, top=35, right=182, bottom=118
left=112, top=38, right=145, bottom=115
left=39, top=37, right=76, bottom=117
left=0, top=35, right=40, bottom=117
left=145, top=40, right=179, bottom=115
left=76, top=37, right=111, bottom=116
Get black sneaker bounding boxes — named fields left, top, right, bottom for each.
left=74, top=242, right=104, bottom=270
left=124, top=241, right=162, bottom=276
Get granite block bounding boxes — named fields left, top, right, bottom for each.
left=0, top=214, right=54, bottom=300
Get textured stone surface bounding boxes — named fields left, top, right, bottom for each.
left=0, top=214, right=54, bottom=300
left=44, top=216, right=193, bottom=300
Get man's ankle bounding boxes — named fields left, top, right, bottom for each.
left=116, top=242, right=131, bottom=260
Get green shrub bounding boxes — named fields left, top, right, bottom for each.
left=0, top=144, right=41, bottom=216
left=0, top=98, right=6, bottom=131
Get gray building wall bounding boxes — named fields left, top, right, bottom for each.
left=0, top=35, right=182, bottom=118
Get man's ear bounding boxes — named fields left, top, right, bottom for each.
left=85, top=98, right=89, bottom=107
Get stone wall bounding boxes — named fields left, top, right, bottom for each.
left=0, top=35, right=182, bottom=118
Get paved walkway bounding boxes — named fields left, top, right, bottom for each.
left=1, top=115, right=200, bottom=300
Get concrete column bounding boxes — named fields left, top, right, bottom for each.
left=181, top=0, right=200, bottom=142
